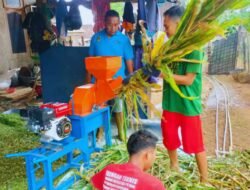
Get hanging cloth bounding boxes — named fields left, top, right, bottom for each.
left=123, top=1, right=135, bottom=23
left=64, top=2, right=82, bottom=31
left=157, top=0, right=175, bottom=31
left=56, top=0, right=68, bottom=37
left=37, top=3, right=54, bottom=31
left=138, top=0, right=147, bottom=22
left=134, top=47, right=143, bottom=70
left=92, top=0, right=110, bottom=33
left=122, top=1, right=135, bottom=33
left=23, top=12, right=50, bottom=52
left=146, top=0, right=158, bottom=34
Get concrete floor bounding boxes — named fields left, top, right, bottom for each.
left=96, top=118, right=163, bottom=148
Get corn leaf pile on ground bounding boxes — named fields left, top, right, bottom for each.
left=72, top=144, right=250, bottom=190
left=117, top=0, right=250, bottom=124
left=0, top=114, right=40, bottom=189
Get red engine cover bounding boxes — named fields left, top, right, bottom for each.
left=41, top=103, right=71, bottom=118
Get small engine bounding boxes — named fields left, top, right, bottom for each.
left=26, top=103, right=72, bottom=142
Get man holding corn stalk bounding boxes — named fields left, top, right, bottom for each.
left=119, top=0, right=250, bottom=186
left=160, top=5, right=208, bottom=183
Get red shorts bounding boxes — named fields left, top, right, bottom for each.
left=161, top=110, right=205, bottom=154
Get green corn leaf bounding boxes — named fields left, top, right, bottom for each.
left=161, top=66, right=197, bottom=101
left=177, top=58, right=205, bottom=64
left=230, top=0, right=250, bottom=10
left=171, top=0, right=200, bottom=44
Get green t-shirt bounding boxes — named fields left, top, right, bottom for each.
left=162, top=50, right=203, bottom=116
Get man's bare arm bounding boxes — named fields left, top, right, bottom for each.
left=126, top=60, right=134, bottom=74
left=159, top=72, right=196, bottom=86
left=173, top=73, right=196, bottom=86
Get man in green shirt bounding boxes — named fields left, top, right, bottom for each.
left=161, top=6, right=208, bottom=183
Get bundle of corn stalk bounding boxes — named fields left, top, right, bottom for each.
left=71, top=144, right=250, bottom=190
left=117, top=0, right=250, bottom=122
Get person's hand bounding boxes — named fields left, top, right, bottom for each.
left=122, top=74, right=133, bottom=85
left=142, top=65, right=161, bottom=77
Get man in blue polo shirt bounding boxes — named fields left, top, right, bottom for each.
left=87, top=10, right=134, bottom=141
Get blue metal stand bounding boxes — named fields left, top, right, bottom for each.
left=6, top=107, right=112, bottom=190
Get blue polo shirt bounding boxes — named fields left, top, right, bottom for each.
left=89, top=29, right=134, bottom=79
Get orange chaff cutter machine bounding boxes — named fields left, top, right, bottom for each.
left=6, top=56, right=123, bottom=190
left=69, top=56, right=123, bottom=116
